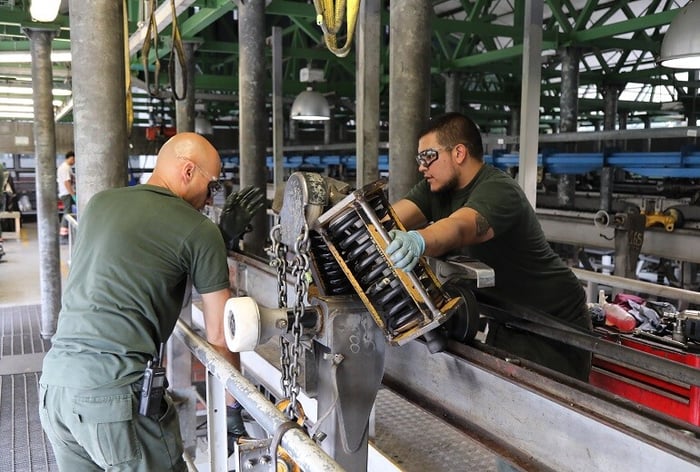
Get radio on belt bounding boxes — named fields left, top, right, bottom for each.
left=139, top=343, right=166, bottom=417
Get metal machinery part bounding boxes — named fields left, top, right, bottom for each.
left=226, top=172, right=389, bottom=470
left=224, top=175, right=700, bottom=472
left=224, top=297, right=320, bottom=352
left=313, top=179, right=463, bottom=351
left=225, top=173, right=491, bottom=469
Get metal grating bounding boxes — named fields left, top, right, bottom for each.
left=0, top=373, right=57, bottom=472
left=0, top=304, right=51, bottom=358
left=0, top=305, right=57, bottom=472
left=373, top=387, right=500, bottom=471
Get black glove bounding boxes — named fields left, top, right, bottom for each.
left=219, top=186, right=266, bottom=250
left=226, top=404, right=248, bottom=454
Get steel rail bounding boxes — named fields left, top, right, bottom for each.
left=474, top=291, right=700, bottom=387
left=173, top=320, right=345, bottom=472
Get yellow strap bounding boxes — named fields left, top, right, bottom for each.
left=168, top=0, right=188, bottom=101
left=312, top=0, right=361, bottom=58
left=124, top=0, right=133, bottom=134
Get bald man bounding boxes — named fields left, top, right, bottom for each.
left=40, top=133, right=241, bottom=471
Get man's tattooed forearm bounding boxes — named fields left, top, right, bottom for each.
left=475, top=213, right=491, bottom=237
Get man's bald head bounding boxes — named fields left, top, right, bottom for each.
left=148, top=132, right=222, bottom=209
left=156, top=132, right=219, bottom=170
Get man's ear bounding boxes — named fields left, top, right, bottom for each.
left=181, top=160, right=195, bottom=184
left=454, top=143, right=468, bottom=164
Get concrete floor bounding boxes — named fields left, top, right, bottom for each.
left=0, top=221, right=64, bottom=472
left=0, top=222, right=69, bottom=308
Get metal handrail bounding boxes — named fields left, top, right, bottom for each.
left=64, top=213, right=78, bottom=264
left=173, top=320, right=345, bottom=472
left=573, top=267, right=700, bottom=306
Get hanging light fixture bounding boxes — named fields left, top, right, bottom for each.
left=290, top=87, right=331, bottom=121
left=30, top=0, right=62, bottom=23
left=659, top=1, right=700, bottom=69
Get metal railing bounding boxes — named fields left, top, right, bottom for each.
left=172, top=320, right=344, bottom=472
left=64, top=213, right=78, bottom=264
left=573, top=267, right=700, bottom=306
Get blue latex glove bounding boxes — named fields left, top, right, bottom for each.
left=386, top=229, right=425, bottom=272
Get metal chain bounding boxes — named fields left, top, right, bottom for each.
left=288, top=224, right=310, bottom=414
left=269, top=223, right=311, bottom=418
left=269, top=225, right=291, bottom=400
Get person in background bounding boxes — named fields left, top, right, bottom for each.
left=39, top=133, right=264, bottom=471
left=57, top=150, right=75, bottom=243
left=386, top=112, right=592, bottom=382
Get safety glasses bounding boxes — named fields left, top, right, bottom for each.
left=415, top=146, right=450, bottom=169
left=206, top=180, right=223, bottom=197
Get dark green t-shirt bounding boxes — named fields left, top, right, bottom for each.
left=405, top=164, right=585, bottom=322
left=41, top=185, right=230, bottom=389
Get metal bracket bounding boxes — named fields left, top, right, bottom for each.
left=427, top=255, right=496, bottom=288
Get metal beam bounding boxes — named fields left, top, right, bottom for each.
left=537, top=210, right=700, bottom=264
left=128, top=0, right=197, bottom=55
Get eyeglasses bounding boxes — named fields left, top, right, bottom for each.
left=416, top=146, right=451, bottom=169
left=179, top=156, right=222, bottom=196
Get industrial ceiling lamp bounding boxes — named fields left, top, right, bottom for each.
left=290, top=87, right=331, bottom=121
left=29, top=0, right=62, bottom=23
left=290, top=66, right=331, bottom=121
left=659, top=1, right=700, bottom=69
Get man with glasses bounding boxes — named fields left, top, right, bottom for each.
left=386, top=112, right=592, bottom=382
left=40, top=132, right=264, bottom=471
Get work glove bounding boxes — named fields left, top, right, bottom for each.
left=219, top=186, right=266, bottom=250
left=386, top=229, right=425, bottom=272
left=226, top=404, right=248, bottom=455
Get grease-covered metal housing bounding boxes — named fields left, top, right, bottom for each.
left=313, top=180, right=462, bottom=345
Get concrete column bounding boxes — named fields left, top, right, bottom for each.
left=355, top=0, right=381, bottom=188
left=25, top=27, right=61, bottom=338
left=289, top=118, right=298, bottom=144
left=388, top=0, right=432, bottom=201
left=599, top=166, right=613, bottom=213
left=687, top=70, right=699, bottom=126
left=271, top=26, right=284, bottom=190
left=557, top=47, right=580, bottom=209
left=324, top=119, right=332, bottom=145
left=602, top=84, right=619, bottom=132
left=641, top=115, right=651, bottom=152
left=444, top=72, right=461, bottom=113
left=175, top=41, right=197, bottom=133
left=618, top=111, right=628, bottom=130
left=600, top=83, right=619, bottom=207
left=238, top=0, right=267, bottom=256
left=69, top=0, right=128, bottom=213
left=556, top=174, right=576, bottom=209
left=558, top=47, right=580, bottom=136
left=509, top=107, right=520, bottom=139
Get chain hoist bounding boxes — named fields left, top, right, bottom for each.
left=270, top=222, right=310, bottom=419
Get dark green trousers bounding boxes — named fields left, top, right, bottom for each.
left=39, top=383, right=186, bottom=471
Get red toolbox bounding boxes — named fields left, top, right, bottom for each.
left=589, top=329, right=700, bottom=426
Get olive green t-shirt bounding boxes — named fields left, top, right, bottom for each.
left=41, top=185, right=230, bottom=389
left=405, top=164, right=585, bottom=322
